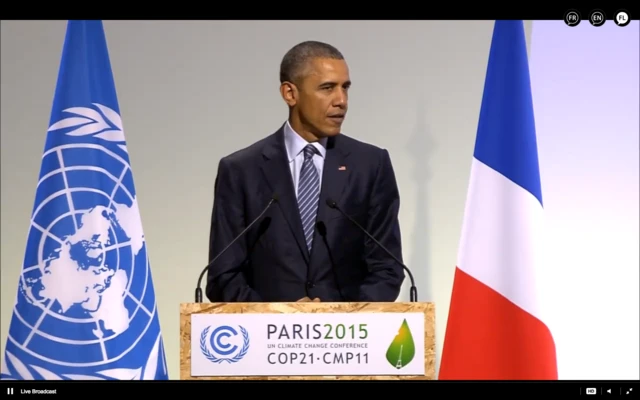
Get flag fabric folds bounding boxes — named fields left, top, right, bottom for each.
left=438, top=20, right=558, bottom=380
left=1, top=20, right=168, bottom=380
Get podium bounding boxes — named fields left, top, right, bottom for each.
left=180, top=302, right=435, bottom=380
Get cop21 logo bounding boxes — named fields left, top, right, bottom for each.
left=200, top=325, right=250, bottom=364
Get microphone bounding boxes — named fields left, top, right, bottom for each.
left=315, top=221, right=344, bottom=301
left=325, top=198, right=418, bottom=302
left=194, top=194, right=279, bottom=303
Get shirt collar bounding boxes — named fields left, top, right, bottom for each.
left=284, top=120, right=327, bottom=162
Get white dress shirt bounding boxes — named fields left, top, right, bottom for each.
left=283, top=121, right=327, bottom=198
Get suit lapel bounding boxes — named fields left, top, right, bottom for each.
left=260, top=128, right=310, bottom=263
left=316, top=136, right=350, bottom=228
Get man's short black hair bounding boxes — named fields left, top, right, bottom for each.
left=279, top=41, right=344, bottom=84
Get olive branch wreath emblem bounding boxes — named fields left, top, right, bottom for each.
left=199, top=326, right=250, bottom=364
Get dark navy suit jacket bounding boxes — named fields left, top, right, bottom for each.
left=205, top=125, right=405, bottom=302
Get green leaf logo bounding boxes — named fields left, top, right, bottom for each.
left=385, top=319, right=416, bottom=369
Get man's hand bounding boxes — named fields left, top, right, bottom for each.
left=296, top=297, right=321, bottom=302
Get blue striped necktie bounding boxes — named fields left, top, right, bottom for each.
left=297, top=144, right=320, bottom=252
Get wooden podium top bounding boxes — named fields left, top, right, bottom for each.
left=180, top=301, right=435, bottom=380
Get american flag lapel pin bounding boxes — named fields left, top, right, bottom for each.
left=338, top=166, right=346, bottom=171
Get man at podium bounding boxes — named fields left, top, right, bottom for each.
left=206, top=41, right=404, bottom=303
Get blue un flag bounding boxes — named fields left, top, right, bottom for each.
left=1, top=20, right=168, bottom=380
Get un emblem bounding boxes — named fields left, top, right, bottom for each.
left=199, top=325, right=250, bottom=364
left=2, top=103, right=165, bottom=380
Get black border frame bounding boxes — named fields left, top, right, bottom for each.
left=1, top=5, right=639, bottom=20
left=1, top=380, right=638, bottom=396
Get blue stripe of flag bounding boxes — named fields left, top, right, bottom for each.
left=473, top=20, right=543, bottom=207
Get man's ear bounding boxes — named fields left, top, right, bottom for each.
left=280, top=82, right=297, bottom=107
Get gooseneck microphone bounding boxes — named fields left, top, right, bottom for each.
left=194, top=194, right=278, bottom=303
left=326, top=198, right=418, bottom=302
left=315, top=221, right=344, bottom=301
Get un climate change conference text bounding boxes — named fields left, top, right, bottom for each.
left=266, top=323, right=369, bottom=365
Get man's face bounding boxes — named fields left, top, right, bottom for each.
left=285, top=58, right=351, bottom=138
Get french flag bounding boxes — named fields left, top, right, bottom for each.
left=438, top=20, right=558, bottom=380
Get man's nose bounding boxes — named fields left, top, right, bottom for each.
left=333, top=91, right=347, bottom=107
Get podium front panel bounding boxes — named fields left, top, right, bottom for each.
left=180, top=302, right=435, bottom=380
